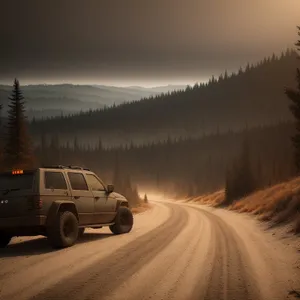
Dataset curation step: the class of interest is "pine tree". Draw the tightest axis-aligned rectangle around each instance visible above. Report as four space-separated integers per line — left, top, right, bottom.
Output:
238 137 255 195
0 104 2 125
73 136 79 151
3 79 34 170
113 152 122 190
144 194 148 203
224 137 255 203
224 165 234 204
285 26 300 171
98 137 103 152
39 131 47 166
256 157 263 188
0 104 3 169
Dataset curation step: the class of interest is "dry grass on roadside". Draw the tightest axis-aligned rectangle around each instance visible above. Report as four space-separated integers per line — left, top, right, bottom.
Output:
190 177 300 234
229 177 300 233
192 190 225 206
131 202 152 214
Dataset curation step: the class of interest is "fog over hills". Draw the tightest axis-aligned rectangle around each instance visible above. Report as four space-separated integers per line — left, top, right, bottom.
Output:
0 84 186 119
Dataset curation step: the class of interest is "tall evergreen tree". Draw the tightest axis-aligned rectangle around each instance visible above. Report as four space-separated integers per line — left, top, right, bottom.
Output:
0 104 2 124
3 79 34 170
224 136 255 203
285 26 300 171
238 137 255 194
224 165 235 204
0 104 3 169
113 152 122 190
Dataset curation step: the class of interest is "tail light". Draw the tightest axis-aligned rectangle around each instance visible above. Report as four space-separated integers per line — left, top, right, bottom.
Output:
27 196 43 210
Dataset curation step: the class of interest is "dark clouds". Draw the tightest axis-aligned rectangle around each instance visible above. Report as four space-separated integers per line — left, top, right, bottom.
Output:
0 0 299 86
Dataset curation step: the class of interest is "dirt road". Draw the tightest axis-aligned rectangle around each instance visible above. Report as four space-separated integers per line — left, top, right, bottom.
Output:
0 200 299 300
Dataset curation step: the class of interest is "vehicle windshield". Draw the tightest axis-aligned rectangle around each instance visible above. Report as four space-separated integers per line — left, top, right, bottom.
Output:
0 172 35 192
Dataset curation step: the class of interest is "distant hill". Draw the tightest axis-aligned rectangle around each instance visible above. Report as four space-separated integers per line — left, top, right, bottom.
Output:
0 84 186 119
30 49 298 146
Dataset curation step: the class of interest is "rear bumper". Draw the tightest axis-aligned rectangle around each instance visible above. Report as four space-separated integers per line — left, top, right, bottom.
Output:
0 215 47 228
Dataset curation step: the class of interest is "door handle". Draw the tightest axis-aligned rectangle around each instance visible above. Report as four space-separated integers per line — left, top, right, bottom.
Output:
74 196 80 200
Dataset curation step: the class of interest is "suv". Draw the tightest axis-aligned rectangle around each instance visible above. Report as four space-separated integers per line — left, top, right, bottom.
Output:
0 166 133 248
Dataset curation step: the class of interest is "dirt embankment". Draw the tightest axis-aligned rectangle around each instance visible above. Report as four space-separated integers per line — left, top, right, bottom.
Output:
188 177 300 234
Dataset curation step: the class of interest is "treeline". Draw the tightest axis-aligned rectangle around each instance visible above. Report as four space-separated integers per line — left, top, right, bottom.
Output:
35 121 295 198
224 27 300 204
30 49 298 146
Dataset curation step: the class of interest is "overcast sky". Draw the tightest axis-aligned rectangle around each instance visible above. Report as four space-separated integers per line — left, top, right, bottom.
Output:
0 0 300 87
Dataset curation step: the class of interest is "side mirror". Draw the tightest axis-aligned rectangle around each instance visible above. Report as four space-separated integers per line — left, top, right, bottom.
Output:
107 184 114 194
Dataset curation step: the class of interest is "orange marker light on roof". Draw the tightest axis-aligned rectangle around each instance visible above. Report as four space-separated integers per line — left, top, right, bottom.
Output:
12 170 24 175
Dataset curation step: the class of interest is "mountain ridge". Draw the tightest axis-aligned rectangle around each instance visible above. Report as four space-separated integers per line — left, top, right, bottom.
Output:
30 49 299 146
0 84 186 119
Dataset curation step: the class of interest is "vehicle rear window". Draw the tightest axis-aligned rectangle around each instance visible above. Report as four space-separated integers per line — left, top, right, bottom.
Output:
0 172 34 191
45 172 67 190
67 173 88 190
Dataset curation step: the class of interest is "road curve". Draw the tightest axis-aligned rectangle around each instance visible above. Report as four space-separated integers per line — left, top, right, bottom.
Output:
0 200 299 300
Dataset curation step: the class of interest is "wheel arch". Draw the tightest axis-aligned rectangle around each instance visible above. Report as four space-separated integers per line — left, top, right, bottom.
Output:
46 201 79 227
116 200 129 210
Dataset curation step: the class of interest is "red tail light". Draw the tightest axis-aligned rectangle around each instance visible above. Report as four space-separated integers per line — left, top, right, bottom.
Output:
36 199 43 209
27 196 43 210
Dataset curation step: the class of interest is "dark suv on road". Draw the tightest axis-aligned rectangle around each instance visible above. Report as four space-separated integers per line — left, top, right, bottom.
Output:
0 166 133 248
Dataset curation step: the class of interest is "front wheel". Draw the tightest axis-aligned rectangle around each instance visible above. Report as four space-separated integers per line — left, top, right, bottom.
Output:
0 232 12 248
110 207 133 234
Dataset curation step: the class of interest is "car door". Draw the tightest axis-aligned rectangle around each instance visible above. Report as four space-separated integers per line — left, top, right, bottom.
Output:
41 170 71 215
84 173 116 224
66 172 94 225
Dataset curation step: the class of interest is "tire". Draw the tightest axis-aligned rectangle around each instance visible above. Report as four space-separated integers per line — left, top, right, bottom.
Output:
78 228 85 238
110 207 133 235
47 211 79 248
0 232 11 248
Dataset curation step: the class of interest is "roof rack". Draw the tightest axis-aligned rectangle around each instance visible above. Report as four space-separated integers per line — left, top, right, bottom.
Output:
42 165 67 169
42 165 91 171
68 166 91 171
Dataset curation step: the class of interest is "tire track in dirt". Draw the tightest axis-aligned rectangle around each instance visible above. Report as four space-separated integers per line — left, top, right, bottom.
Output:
28 202 189 300
189 206 261 300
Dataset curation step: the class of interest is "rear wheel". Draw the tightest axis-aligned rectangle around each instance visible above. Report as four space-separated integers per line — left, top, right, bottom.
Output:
47 211 79 248
110 207 133 234
0 232 11 248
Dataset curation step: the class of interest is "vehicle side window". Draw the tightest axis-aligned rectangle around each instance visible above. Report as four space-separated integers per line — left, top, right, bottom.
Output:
86 174 106 191
68 173 88 191
45 172 67 190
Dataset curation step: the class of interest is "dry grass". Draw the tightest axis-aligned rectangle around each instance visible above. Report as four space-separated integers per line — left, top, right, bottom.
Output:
190 176 300 234
131 202 152 214
230 177 300 233
192 190 225 206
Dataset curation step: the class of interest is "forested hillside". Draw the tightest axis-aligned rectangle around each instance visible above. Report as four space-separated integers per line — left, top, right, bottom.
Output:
30 49 298 146
35 121 295 197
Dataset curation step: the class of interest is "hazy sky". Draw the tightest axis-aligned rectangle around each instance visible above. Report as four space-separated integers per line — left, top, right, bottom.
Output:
0 0 300 87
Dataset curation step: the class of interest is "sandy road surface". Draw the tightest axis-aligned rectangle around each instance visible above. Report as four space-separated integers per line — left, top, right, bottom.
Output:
0 200 299 300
